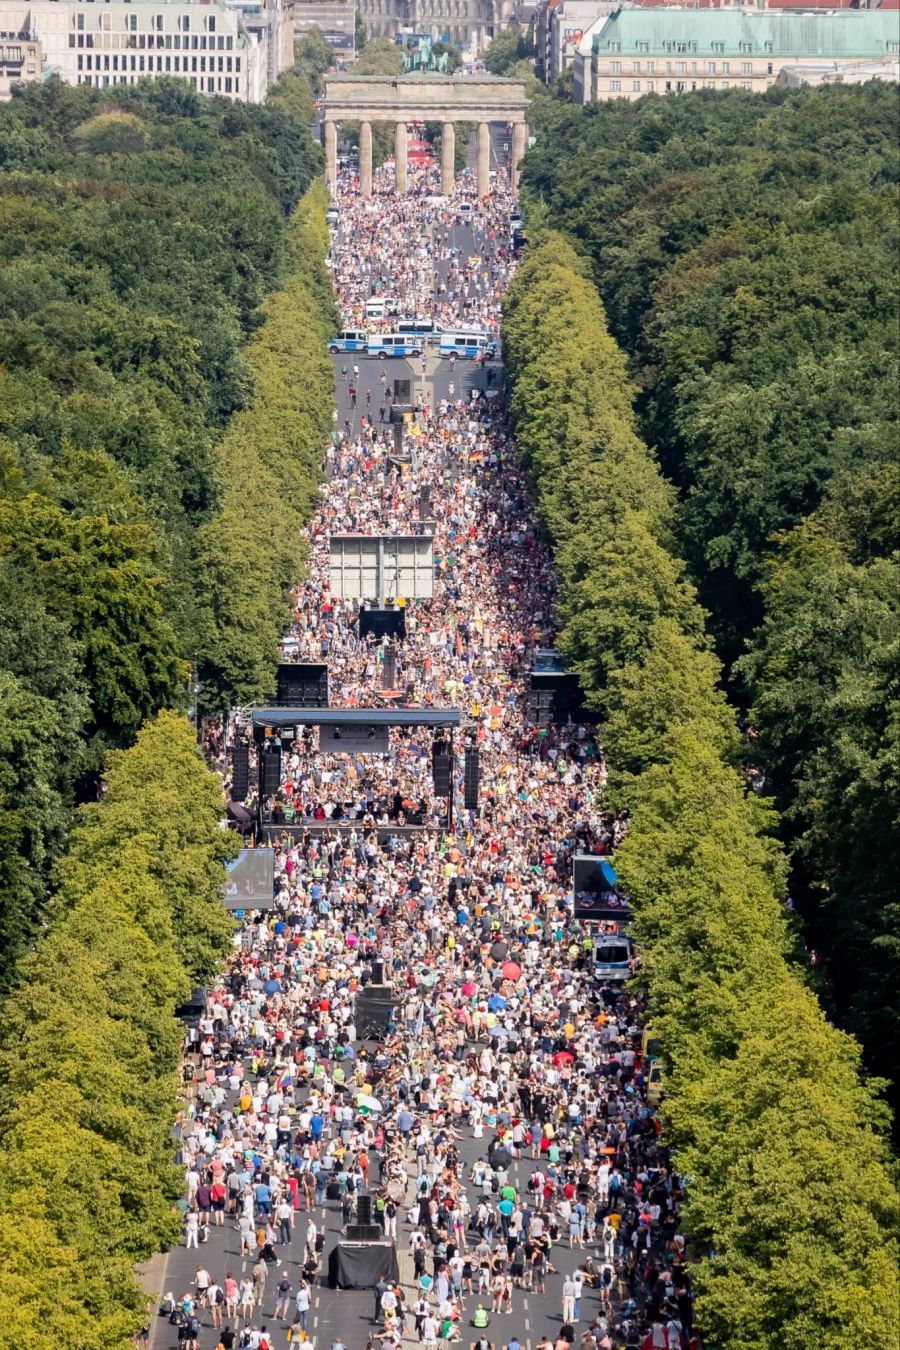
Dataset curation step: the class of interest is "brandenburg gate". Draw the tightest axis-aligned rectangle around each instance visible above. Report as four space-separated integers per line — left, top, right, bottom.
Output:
322 73 529 198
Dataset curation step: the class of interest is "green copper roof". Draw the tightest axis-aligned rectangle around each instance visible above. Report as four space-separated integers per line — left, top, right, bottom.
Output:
591 8 900 58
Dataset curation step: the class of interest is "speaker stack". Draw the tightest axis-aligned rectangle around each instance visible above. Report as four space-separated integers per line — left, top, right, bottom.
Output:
260 748 282 796
231 745 250 802
463 747 480 811
382 648 397 690
431 741 452 796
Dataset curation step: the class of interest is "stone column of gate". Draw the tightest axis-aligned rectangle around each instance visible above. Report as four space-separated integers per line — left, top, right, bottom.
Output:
441 121 455 196
511 120 528 194
359 120 373 197
394 120 408 194
476 121 490 199
323 119 337 190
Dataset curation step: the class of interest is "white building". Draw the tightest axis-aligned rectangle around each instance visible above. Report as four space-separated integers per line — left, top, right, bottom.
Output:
0 0 284 101
775 53 899 84
545 0 614 83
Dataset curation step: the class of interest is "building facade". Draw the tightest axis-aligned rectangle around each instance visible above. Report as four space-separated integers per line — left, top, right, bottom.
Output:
0 0 282 101
0 19 41 94
573 7 900 101
356 0 520 54
544 0 613 82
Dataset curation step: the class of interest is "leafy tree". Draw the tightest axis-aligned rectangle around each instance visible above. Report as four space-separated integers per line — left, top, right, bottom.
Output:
484 24 534 75
0 712 235 1344
353 35 401 76
355 8 367 53
294 30 336 95
519 83 900 1121
502 230 899 1347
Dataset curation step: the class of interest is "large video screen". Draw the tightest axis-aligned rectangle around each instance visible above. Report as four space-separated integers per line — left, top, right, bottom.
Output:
573 853 623 921
223 849 275 910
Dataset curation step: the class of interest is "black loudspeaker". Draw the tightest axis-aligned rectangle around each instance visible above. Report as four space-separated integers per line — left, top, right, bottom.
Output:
276 662 328 708
345 1224 383 1241
231 745 250 802
382 649 397 690
357 989 393 1040
463 747 480 811
260 749 282 796
371 959 385 985
431 752 452 797
357 1195 372 1226
419 487 431 519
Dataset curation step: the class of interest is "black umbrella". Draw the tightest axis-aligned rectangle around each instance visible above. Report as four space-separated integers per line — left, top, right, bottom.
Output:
489 940 508 961
490 1145 512 1168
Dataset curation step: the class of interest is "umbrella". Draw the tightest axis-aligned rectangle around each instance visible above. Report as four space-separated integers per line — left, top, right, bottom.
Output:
489 940 508 961
460 981 477 997
487 994 507 1012
263 978 281 995
500 960 521 981
552 1050 574 1067
356 1093 382 1112
490 1145 512 1168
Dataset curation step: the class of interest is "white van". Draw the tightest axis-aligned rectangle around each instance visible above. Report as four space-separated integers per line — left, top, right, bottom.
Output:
438 330 494 360
328 329 368 354
397 319 444 342
366 333 424 359
364 296 399 321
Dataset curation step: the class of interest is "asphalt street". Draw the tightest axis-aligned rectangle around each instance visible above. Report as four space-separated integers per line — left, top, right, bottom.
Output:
147 133 577 1350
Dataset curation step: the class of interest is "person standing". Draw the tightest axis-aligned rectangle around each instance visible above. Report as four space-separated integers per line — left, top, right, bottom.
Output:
276 1196 293 1246
274 1274 293 1320
295 1278 311 1334
562 1274 577 1325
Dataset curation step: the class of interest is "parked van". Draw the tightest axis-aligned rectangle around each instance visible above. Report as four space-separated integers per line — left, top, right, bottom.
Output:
438 330 494 360
366 332 424 359
646 1061 664 1106
328 329 368 354
364 296 399 321
325 205 340 227
592 932 633 982
397 319 443 341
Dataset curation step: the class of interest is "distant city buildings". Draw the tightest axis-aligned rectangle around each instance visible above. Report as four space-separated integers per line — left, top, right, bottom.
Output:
571 7 900 101
0 0 292 100
355 0 528 54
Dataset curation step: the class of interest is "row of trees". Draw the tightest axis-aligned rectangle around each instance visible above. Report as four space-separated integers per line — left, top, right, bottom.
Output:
0 77 332 982
193 181 338 710
501 234 898 1349
520 84 899 1114
0 712 236 1348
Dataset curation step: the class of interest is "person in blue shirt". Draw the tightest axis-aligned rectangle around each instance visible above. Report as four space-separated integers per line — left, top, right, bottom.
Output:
254 1180 271 1215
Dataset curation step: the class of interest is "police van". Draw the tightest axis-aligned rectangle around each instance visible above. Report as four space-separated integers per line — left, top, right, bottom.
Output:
438 330 494 360
366 333 424 359
328 329 368 354
364 296 399 322
397 319 444 343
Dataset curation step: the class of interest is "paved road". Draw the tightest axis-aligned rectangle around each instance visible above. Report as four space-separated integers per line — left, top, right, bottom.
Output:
147 164 596 1350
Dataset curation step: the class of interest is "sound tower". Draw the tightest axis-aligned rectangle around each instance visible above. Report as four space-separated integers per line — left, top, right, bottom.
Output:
431 740 452 796
231 745 250 802
260 749 282 797
382 648 397 690
357 1195 373 1227
463 747 480 811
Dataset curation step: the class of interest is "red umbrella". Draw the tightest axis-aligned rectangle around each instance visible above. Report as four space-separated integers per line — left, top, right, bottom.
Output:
552 1050 574 1067
460 981 477 997
500 960 521 981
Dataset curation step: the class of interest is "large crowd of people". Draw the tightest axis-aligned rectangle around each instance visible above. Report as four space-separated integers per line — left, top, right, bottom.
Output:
172 163 694 1350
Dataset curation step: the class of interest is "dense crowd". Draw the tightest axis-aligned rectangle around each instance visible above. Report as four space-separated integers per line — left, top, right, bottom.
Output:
173 165 694 1350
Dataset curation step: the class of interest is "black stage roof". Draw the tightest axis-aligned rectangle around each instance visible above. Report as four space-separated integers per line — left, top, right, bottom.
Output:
251 707 461 728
